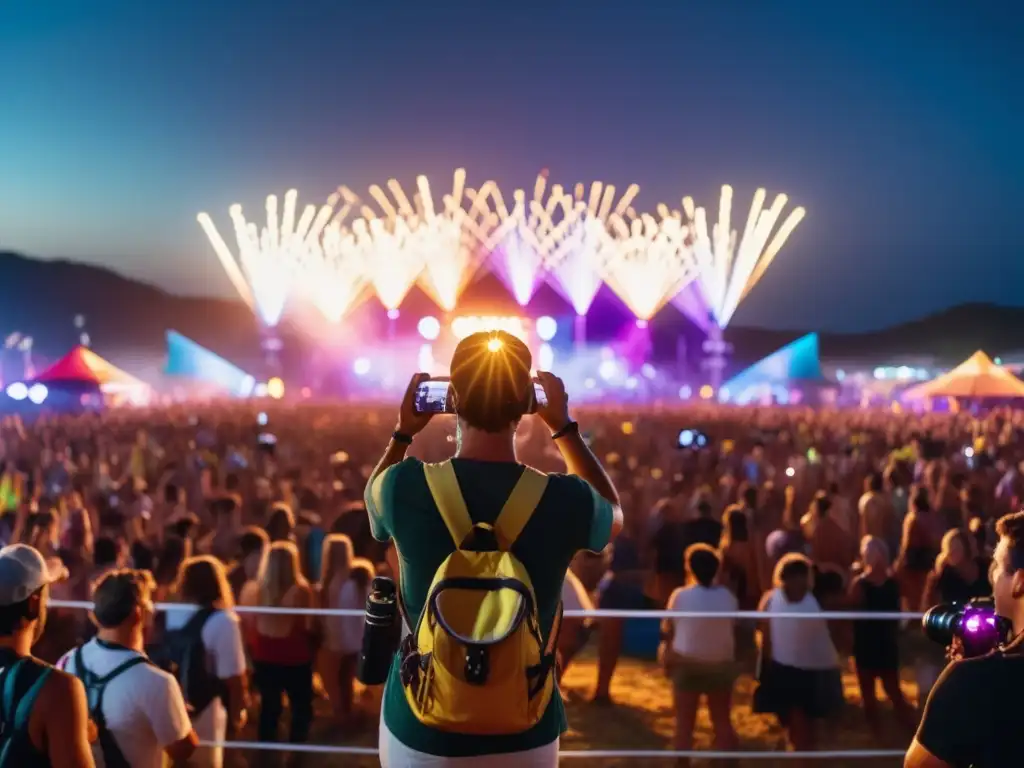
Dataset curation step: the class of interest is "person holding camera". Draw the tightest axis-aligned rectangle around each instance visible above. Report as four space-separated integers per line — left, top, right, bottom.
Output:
905 512 1024 767
365 331 622 767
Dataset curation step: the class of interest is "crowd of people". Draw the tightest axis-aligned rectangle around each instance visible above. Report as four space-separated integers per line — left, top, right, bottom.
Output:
1 390 1023 765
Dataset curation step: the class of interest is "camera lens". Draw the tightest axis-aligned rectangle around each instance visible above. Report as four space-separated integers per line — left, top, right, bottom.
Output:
922 603 963 647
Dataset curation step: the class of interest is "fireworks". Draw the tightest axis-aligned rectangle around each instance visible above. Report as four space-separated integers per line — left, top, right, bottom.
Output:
198 188 354 327
600 211 697 321
198 170 803 337
360 169 492 312
677 185 806 328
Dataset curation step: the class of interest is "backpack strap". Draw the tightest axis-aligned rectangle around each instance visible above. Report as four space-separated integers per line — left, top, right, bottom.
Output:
0 659 26 727
494 468 549 550
423 461 473 548
75 645 151 728
12 666 51 731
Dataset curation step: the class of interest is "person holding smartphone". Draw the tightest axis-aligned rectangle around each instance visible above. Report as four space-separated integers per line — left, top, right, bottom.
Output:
364 331 623 767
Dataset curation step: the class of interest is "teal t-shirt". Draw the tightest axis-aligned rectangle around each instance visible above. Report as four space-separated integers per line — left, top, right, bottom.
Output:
365 457 614 757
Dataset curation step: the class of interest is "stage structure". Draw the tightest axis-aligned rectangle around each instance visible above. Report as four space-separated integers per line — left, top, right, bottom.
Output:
164 331 256 397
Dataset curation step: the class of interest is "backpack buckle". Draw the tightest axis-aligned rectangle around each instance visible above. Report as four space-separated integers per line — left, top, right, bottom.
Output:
464 646 489 685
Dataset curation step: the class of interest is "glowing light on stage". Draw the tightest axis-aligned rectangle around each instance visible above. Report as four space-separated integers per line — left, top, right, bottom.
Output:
450 316 528 342
598 359 619 381
538 343 554 371
602 213 697 321
198 188 353 327
266 377 285 400
418 344 435 373
535 316 557 342
353 357 371 376
28 383 48 405
417 316 441 340
361 169 493 312
699 384 714 400
676 185 806 328
5 383 27 401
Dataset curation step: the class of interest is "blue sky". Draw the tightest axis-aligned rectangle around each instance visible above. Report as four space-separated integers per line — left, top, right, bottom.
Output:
1 0 1021 331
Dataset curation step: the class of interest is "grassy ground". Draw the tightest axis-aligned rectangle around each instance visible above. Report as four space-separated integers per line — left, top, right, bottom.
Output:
236 647 916 767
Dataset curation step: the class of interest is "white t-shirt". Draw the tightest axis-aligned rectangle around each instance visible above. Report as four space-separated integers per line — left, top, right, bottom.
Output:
667 585 737 663
162 607 247 766
323 578 367 654
58 640 192 768
764 588 838 670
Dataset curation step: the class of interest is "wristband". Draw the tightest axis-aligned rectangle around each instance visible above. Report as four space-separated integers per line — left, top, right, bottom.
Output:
392 430 413 445
551 420 579 441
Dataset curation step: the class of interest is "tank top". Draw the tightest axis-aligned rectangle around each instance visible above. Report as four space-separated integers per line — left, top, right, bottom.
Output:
0 649 52 767
766 588 838 670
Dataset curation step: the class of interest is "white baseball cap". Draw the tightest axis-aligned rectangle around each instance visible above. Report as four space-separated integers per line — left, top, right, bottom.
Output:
0 544 59 606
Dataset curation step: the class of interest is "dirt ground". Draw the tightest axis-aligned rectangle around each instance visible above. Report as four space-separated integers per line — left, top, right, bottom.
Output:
236 649 916 767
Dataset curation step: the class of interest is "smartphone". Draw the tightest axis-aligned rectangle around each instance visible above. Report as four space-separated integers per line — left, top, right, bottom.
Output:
677 428 709 449
413 379 548 414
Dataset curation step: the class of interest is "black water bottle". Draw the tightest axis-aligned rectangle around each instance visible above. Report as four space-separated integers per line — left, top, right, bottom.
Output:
357 576 402 685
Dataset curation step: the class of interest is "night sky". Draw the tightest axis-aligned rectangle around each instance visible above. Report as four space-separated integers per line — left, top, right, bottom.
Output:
1 1 1021 332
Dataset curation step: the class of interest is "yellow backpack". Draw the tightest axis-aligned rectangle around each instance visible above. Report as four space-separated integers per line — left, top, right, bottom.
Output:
398 460 562 735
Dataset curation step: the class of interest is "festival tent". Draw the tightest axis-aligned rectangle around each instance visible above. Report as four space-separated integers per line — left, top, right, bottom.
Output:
32 345 149 394
902 350 1024 399
722 333 824 405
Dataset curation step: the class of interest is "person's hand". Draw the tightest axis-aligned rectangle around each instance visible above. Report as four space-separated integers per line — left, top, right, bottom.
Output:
534 371 570 433
396 372 433 437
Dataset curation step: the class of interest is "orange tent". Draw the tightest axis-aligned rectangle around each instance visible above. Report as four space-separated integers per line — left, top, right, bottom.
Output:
33 346 148 393
903 350 1024 399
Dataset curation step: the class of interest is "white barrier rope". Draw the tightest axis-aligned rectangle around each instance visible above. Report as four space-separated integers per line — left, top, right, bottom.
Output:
50 598 915 761
48 600 926 620
196 740 906 759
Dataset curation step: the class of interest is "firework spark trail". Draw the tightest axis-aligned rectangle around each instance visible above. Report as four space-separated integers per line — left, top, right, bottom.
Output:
602 211 698 321
683 185 806 328
545 206 614 316
356 169 492 312
298 221 371 324
198 190 337 328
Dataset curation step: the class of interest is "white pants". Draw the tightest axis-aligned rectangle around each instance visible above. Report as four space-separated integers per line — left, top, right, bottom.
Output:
379 718 559 767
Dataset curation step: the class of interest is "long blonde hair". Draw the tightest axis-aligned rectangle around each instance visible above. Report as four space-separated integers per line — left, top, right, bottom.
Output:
935 528 967 575
319 534 354 605
256 541 307 634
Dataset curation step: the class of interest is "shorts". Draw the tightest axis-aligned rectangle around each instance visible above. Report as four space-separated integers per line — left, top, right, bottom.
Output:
753 660 844 723
671 659 738 694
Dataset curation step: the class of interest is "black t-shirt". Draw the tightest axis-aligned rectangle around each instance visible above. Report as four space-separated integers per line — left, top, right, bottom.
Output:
652 521 686 575
916 648 1024 766
680 517 723 553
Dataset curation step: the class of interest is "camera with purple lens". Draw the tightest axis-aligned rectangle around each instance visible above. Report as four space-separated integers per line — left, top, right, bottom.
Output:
922 597 1013 658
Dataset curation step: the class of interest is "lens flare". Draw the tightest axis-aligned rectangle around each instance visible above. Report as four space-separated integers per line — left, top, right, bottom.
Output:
676 185 806 328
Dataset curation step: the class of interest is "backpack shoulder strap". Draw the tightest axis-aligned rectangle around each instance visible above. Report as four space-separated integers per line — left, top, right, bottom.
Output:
183 606 216 636
0 659 25 726
422 461 473 549
494 467 549 550
12 665 51 731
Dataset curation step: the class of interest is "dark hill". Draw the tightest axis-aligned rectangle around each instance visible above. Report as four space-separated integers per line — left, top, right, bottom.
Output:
2 251 1023 369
